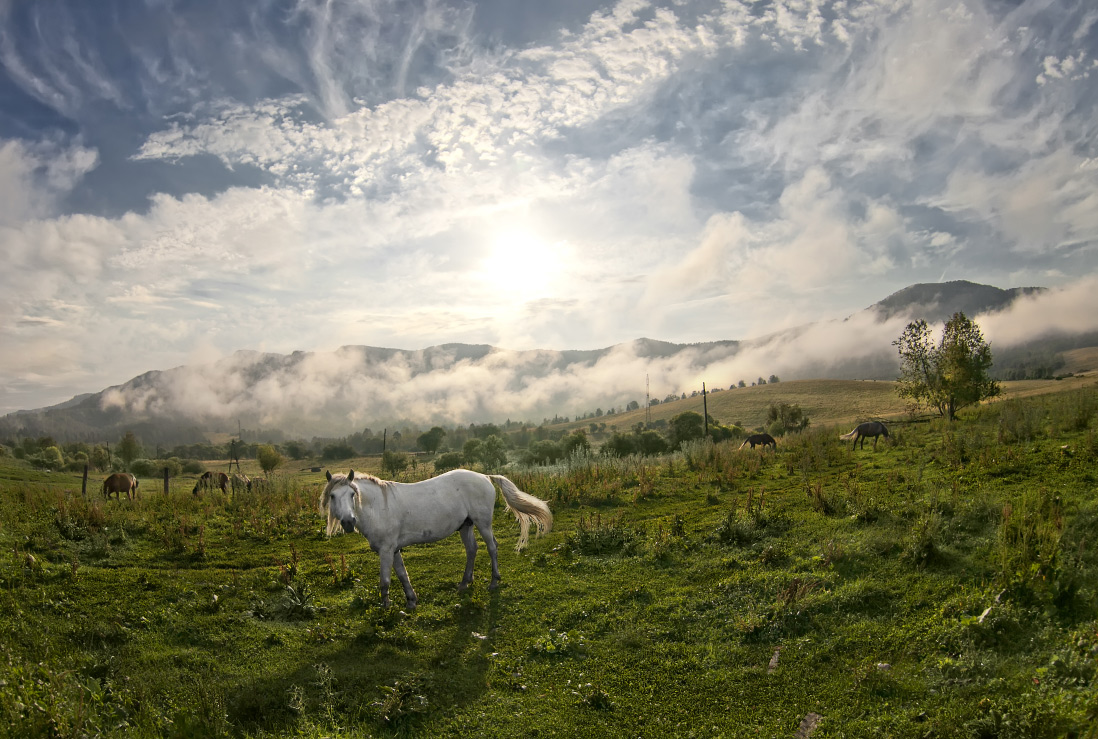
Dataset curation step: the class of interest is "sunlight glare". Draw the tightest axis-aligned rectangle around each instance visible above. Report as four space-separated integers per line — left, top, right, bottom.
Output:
482 229 563 297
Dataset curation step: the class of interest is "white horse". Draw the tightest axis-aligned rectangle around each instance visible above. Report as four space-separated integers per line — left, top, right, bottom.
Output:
320 468 553 608
840 421 890 450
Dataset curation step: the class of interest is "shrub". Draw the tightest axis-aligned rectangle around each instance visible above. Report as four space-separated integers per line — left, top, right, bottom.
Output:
256 444 283 474
434 451 464 472
321 443 356 461
129 458 156 477
181 459 205 474
381 450 410 477
567 512 644 556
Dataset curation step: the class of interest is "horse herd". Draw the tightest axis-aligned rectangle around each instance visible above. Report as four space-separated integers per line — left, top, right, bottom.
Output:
99 470 271 500
101 418 891 610
738 420 890 451
320 419 892 610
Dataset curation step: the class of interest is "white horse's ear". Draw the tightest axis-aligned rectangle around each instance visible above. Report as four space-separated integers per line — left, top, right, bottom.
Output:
348 469 355 481
325 470 332 481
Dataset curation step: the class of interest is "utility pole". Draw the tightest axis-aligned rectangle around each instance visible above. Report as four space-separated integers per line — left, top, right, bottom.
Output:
702 382 709 438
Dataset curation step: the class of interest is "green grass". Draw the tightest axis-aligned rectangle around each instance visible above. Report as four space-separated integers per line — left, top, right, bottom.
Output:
3 384 1098 737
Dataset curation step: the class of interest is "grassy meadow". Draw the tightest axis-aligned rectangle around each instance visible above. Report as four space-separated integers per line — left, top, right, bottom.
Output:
2 380 1098 737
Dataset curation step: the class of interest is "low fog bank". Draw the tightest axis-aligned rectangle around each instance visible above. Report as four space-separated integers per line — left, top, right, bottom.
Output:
8 279 1094 441
96 312 914 436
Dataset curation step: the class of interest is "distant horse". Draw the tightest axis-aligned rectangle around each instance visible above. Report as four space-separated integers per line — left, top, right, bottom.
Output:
103 472 138 501
321 468 553 608
840 421 890 450
230 473 250 495
193 470 229 495
739 433 777 450
248 477 271 493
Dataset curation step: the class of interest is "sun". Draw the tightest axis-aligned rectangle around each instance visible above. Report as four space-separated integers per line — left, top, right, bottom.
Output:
481 228 562 296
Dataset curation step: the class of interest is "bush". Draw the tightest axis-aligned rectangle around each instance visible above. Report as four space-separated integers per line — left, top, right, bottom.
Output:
381 450 410 477
257 444 283 475
321 443 356 461
601 432 636 458
524 440 563 465
129 458 156 477
434 451 464 472
182 459 205 474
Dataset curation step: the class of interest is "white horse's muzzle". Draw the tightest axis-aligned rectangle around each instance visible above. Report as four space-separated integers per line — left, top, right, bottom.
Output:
340 516 356 534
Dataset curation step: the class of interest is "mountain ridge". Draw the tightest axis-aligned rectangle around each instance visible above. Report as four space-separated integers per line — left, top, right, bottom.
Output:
0 280 1082 444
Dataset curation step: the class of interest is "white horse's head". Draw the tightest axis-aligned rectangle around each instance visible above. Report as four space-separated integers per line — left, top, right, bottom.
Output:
320 470 360 535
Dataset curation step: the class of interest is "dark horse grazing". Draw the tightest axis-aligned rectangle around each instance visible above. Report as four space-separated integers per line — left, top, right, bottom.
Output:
739 433 777 450
840 421 890 450
103 472 138 500
193 471 229 495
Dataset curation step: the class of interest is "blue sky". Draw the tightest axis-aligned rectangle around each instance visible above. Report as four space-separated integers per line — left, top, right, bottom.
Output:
3 0 1098 417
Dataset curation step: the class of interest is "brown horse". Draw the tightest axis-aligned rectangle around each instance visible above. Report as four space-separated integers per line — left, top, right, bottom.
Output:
193 470 229 495
840 421 890 450
739 433 777 450
103 472 138 501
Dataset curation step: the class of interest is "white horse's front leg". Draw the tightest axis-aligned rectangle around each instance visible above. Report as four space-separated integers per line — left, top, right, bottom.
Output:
378 548 394 608
392 550 418 609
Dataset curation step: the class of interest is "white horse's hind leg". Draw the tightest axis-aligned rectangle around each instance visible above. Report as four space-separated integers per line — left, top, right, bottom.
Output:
458 524 477 590
480 526 501 589
392 550 417 609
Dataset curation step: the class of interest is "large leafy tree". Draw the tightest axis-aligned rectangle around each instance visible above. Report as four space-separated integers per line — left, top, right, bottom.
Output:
417 426 447 454
894 312 1001 421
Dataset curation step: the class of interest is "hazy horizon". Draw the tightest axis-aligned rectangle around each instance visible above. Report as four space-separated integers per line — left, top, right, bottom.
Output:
4 0 1098 416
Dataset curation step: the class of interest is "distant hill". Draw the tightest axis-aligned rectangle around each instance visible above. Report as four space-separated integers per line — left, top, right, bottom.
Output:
869 280 1044 323
1 279 1088 444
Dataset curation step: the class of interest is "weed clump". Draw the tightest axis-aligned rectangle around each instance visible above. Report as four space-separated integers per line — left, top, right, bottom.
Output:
566 511 643 556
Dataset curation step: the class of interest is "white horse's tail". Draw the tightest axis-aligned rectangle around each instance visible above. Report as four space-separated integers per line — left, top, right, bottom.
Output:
839 429 858 441
488 474 553 551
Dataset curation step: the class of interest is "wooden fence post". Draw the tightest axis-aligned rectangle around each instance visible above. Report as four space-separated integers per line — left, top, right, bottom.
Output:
81 464 89 497
164 467 170 495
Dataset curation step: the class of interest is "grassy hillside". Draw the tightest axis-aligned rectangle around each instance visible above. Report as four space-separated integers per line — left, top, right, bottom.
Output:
2 382 1097 737
560 375 1098 435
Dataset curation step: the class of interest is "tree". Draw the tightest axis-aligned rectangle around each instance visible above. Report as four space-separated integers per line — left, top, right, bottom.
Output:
118 431 142 468
257 444 283 475
417 426 447 454
668 411 705 449
766 402 810 437
91 444 111 471
894 312 1001 421
381 450 410 477
626 400 640 412
561 430 590 458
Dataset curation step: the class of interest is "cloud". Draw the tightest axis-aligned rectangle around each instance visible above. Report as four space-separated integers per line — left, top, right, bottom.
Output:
977 277 1098 346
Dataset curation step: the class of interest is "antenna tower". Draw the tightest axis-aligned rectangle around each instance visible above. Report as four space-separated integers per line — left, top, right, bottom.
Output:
645 374 651 426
